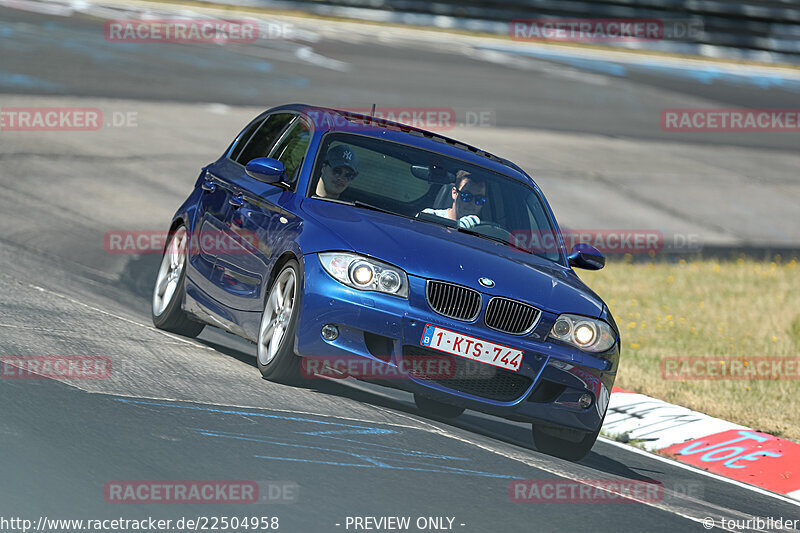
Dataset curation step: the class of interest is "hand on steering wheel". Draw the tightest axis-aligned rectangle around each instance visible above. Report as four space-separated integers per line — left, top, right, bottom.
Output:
458 215 481 229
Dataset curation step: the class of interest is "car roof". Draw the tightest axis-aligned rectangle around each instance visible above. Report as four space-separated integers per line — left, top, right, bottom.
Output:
268 103 535 186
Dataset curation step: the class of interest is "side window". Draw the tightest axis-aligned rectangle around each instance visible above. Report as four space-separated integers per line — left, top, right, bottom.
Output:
268 118 312 185
235 113 295 166
228 115 265 162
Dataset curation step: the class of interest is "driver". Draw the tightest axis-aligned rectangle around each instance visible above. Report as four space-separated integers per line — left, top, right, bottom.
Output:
420 170 486 229
315 144 359 199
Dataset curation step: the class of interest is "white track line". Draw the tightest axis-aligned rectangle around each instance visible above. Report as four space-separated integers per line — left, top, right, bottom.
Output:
24 282 217 351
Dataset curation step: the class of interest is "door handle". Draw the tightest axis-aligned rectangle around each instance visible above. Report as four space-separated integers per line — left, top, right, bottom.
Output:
201 180 216 192
229 194 245 208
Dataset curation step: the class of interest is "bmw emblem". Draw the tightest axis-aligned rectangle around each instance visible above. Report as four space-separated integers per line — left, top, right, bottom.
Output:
478 277 495 288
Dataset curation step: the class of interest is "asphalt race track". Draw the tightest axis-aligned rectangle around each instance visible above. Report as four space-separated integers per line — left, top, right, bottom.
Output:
1 2 799 531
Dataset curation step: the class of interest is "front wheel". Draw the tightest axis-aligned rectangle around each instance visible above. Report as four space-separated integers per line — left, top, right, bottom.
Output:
256 260 302 383
532 424 600 462
151 225 205 337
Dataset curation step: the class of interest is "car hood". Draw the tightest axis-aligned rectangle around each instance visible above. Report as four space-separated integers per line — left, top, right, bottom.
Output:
301 199 603 316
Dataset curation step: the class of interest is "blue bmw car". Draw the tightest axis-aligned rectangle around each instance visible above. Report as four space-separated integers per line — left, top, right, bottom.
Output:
152 104 620 461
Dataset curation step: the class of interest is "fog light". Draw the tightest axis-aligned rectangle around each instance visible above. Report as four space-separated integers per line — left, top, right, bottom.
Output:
579 393 593 409
321 324 339 341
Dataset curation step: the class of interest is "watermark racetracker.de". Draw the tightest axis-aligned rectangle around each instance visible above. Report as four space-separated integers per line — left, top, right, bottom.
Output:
509 18 702 42
661 357 800 380
510 229 702 255
509 479 664 503
661 108 800 132
0 356 200 380
509 479 706 505
301 355 496 380
104 480 298 504
104 18 295 43
1 356 112 379
104 229 260 255
304 107 495 131
0 107 138 131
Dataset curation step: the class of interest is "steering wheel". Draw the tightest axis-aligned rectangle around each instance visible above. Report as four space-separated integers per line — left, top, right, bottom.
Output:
471 222 514 242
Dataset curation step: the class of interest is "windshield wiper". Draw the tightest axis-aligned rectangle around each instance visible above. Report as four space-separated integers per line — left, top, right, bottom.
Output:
315 197 414 219
456 226 531 254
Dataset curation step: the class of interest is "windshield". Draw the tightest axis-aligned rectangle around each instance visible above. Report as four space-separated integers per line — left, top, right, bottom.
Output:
308 133 563 263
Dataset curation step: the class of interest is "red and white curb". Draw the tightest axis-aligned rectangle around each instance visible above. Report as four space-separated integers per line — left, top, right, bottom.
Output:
602 387 800 501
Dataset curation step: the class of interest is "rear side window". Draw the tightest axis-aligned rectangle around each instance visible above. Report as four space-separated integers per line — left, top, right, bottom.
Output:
268 118 312 185
234 113 295 165
229 115 265 162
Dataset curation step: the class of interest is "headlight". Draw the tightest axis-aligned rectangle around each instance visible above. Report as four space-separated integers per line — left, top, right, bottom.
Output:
351 261 375 286
549 314 616 353
319 252 409 298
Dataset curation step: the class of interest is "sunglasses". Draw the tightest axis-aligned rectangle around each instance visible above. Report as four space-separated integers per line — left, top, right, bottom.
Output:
326 162 357 180
457 188 487 205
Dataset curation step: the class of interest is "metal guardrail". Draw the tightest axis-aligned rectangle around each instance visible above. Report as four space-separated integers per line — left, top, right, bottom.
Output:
197 0 800 62
319 0 800 54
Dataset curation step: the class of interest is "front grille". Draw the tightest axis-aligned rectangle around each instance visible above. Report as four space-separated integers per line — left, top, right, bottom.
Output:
485 297 541 335
426 280 482 321
403 346 533 402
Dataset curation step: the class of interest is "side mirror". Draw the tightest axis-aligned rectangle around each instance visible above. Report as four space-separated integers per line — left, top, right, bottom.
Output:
568 243 605 270
245 157 286 184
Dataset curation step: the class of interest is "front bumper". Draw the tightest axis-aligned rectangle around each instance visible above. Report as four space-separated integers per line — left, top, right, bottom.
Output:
296 253 617 433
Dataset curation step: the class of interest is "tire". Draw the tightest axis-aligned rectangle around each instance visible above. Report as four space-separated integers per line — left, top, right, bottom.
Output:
414 393 465 419
532 424 600 462
256 259 302 383
151 225 205 337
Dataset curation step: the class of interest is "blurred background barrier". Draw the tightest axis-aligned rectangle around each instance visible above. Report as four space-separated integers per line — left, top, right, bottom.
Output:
196 0 800 63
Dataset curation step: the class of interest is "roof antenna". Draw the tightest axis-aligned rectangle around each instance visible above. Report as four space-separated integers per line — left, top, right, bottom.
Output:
369 103 376 124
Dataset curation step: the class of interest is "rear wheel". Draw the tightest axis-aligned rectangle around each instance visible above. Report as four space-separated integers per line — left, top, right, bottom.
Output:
414 393 465 419
532 424 600 462
256 260 302 383
151 225 205 337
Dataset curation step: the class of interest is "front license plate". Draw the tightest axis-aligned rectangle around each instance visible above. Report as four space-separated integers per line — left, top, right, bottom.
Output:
420 324 523 372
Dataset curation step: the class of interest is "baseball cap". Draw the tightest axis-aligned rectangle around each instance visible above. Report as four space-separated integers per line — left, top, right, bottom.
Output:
325 144 358 173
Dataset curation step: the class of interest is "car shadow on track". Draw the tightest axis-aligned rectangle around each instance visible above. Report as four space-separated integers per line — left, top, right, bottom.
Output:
118 254 161 301
176 329 663 485
252 365 661 484
194 337 259 369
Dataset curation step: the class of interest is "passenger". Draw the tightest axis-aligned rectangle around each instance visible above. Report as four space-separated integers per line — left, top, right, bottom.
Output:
315 144 359 199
